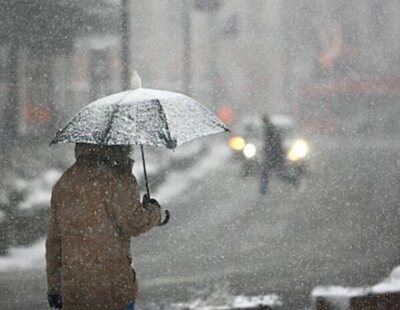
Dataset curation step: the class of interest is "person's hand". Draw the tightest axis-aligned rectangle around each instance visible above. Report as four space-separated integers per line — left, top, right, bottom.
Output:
48 294 62 309
142 194 161 209
142 194 162 221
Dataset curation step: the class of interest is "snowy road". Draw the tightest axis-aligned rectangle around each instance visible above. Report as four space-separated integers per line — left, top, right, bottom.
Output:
136 135 400 309
1 135 400 309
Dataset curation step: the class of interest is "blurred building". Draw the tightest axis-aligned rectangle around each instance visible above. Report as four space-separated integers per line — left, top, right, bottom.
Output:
129 0 289 119
289 0 400 136
3 0 400 165
315 0 400 77
129 0 400 125
0 0 121 162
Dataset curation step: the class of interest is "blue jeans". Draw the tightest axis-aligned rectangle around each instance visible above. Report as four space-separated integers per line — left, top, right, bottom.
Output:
121 302 135 310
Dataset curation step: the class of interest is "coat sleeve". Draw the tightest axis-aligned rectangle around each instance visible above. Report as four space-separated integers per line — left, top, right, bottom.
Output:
45 188 62 295
111 173 161 237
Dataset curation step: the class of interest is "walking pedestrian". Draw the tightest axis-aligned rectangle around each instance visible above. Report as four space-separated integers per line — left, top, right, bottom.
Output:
46 143 161 309
259 114 286 195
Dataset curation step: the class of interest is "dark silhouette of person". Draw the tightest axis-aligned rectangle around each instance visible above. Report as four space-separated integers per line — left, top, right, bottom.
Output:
46 143 161 310
259 114 286 195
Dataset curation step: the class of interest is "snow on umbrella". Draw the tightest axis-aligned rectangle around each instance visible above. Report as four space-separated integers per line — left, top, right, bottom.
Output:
50 88 228 148
50 88 229 225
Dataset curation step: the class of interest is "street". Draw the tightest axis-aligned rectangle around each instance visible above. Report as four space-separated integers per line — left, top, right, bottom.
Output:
136 135 400 308
1 135 400 309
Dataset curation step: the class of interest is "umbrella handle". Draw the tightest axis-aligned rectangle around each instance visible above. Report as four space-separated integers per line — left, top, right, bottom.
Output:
158 209 170 226
141 145 169 226
140 145 151 197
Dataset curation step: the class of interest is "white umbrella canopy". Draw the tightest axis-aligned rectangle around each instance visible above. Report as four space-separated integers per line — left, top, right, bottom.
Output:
50 88 229 148
50 87 229 226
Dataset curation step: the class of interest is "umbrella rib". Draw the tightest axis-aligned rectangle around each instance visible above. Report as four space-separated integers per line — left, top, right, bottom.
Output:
155 99 177 149
101 93 130 144
135 98 139 144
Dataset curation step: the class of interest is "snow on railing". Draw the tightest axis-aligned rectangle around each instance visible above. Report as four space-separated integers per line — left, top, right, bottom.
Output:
166 294 283 310
312 265 400 309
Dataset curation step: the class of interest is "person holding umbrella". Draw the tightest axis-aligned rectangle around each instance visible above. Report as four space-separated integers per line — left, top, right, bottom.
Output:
47 86 228 309
46 143 161 310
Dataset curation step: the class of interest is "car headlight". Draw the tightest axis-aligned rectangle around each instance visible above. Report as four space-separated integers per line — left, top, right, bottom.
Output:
243 143 257 158
229 136 246 151
288 139 309 161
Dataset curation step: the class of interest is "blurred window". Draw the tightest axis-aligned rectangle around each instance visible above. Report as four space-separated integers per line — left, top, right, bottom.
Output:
222 14 239 39
194 0 222 11
300 90 400 136
20 50 54 137
0 47 8 117
372 3 387 39
89 49 112 101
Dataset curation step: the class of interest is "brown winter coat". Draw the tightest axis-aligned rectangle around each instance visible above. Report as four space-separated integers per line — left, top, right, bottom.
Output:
46 144 161 310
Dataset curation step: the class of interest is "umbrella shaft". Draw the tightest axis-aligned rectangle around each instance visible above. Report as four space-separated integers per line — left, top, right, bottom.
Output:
140 145 151 198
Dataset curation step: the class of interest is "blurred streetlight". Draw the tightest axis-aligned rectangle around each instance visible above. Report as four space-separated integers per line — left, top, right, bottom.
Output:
121 0 131 91
194 0 223 107
182 0 192 96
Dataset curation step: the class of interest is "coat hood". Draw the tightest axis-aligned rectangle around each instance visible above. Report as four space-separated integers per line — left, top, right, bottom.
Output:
74 143 133 170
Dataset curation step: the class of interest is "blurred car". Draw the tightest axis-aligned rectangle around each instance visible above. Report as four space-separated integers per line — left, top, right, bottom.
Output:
228 114 310 184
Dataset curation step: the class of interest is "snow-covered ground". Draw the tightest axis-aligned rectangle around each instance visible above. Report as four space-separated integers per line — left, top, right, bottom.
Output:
153 140 230 203
311 265 400 308
16 169 61 210
0 238 46 272
169 294 283 310
372 265 400 294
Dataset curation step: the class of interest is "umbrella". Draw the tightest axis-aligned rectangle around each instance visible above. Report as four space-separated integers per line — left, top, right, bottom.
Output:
50 88 229 225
